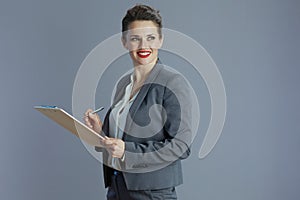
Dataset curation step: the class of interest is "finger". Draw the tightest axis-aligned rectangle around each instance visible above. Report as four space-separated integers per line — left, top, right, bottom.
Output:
103 139 115 146
84 116 90 123
84 111 95 124
103 137 116 142
100 138 106 146
86 124 93 129
111 154 119 158
83 115 90 123
108 145 119 153
104 142 120 151
88 112 100 122
84 109 93 116
84 117 92 127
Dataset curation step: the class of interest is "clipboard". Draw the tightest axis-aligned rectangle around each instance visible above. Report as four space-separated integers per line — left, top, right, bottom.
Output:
34 106 104 146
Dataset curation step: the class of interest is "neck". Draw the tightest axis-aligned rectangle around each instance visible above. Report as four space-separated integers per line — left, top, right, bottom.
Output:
133 58 158 83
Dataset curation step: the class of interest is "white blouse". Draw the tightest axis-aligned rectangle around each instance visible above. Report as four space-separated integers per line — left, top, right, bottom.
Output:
108 74 139 168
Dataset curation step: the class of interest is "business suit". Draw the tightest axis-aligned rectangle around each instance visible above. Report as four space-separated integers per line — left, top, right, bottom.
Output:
96 61 194 194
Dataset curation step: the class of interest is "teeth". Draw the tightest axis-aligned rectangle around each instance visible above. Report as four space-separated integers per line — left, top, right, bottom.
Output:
138 52 150 56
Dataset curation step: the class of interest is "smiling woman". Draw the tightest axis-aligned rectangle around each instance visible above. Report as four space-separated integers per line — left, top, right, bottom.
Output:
122 20 163 67
84 4 194 200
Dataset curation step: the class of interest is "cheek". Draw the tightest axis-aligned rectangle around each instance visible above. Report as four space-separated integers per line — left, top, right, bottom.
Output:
127 43 139 52
150 40 162 49
152 49 158 56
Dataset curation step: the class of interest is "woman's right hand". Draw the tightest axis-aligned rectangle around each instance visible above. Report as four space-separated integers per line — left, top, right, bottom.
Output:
84 109 103 134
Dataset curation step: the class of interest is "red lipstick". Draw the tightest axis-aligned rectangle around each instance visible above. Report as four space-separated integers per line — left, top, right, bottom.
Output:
137 50 151 58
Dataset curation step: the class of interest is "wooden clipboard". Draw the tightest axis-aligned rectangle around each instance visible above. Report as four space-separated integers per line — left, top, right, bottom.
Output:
34 106 104 146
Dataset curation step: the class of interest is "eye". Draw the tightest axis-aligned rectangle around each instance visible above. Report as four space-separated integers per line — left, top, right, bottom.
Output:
147 36 156 41
130 37 140 42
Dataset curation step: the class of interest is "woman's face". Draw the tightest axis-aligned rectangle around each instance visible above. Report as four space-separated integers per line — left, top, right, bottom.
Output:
122 20 163 66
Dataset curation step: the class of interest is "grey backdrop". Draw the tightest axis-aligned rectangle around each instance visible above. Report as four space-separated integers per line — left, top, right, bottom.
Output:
1 0 300 199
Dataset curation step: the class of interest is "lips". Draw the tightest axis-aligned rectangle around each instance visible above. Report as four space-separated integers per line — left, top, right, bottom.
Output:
137 50 151 58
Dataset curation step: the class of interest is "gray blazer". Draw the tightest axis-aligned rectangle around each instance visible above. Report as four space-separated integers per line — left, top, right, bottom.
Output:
96 61 194 190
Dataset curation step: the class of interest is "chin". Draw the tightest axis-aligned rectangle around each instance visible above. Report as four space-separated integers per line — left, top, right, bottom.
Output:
133 55 158 66
137 59 153 66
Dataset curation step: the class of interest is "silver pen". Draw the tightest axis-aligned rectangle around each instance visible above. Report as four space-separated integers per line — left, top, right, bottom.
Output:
91 106 104 114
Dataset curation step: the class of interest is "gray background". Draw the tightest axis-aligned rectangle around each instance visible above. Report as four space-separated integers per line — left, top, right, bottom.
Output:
1 0 299 199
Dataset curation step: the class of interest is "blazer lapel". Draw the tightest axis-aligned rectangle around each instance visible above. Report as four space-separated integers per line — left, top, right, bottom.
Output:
125 62 164 134
112 75 131 107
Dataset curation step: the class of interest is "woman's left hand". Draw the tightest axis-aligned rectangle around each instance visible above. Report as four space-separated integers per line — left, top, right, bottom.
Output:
102 137 125 158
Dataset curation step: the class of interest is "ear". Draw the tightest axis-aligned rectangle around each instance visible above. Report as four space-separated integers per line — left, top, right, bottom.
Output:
121 37 128 49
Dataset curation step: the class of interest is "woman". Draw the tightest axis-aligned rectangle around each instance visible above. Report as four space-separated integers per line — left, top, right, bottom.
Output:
84 4 193 200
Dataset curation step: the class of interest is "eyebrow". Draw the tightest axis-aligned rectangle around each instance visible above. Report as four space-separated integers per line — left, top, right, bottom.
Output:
129 34 157 37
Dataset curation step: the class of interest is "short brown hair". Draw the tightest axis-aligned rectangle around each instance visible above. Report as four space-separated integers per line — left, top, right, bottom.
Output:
122 4 162 38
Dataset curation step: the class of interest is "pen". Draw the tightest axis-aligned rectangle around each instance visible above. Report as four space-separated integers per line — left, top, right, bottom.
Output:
90 106 104 114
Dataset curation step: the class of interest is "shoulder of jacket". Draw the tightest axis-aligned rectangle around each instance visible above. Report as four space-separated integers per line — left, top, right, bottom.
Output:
156 64 186 84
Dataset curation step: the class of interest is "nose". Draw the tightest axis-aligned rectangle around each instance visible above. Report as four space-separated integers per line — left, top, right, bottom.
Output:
138 37 149 49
